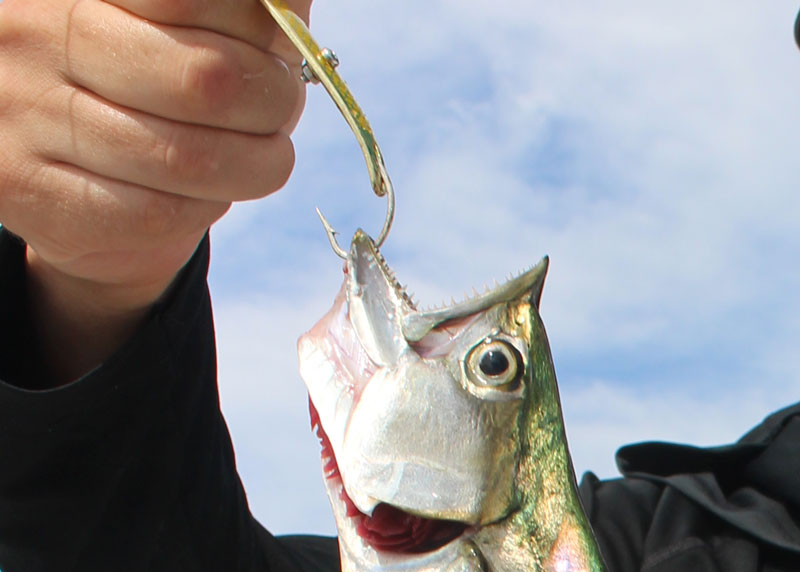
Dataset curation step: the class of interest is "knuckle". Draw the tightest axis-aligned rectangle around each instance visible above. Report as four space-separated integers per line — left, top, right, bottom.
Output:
160 128 219 184
177 46 240 115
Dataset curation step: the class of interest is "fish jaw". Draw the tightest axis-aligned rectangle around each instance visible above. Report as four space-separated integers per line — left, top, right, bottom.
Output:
344 229 414 366
298 281 378 457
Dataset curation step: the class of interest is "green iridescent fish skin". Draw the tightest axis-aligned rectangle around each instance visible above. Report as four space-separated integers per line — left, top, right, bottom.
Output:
471 293 607 571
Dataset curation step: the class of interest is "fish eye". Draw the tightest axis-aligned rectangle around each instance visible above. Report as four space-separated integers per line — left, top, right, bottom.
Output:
466 339 523 390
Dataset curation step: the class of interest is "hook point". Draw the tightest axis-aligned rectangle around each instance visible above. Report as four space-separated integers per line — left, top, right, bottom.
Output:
315 207 348 259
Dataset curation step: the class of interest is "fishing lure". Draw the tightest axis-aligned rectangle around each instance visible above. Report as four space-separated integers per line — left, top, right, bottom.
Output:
259 2 608 570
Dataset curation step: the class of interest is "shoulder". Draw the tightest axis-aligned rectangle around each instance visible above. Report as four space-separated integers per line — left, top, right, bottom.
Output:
580 402 800 572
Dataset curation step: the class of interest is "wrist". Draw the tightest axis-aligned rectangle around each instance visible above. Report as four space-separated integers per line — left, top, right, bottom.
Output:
24 245 189 387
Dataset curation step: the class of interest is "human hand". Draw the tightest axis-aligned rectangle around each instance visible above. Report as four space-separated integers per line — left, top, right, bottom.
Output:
0 0 311 382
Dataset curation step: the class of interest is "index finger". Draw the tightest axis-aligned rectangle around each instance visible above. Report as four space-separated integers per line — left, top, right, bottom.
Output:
108 0 312 60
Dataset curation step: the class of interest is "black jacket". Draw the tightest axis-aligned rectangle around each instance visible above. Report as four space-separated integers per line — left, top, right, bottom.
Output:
0 227 798 571
581 404 800 571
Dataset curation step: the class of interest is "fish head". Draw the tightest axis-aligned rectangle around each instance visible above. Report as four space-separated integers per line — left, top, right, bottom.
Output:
298 229 555 571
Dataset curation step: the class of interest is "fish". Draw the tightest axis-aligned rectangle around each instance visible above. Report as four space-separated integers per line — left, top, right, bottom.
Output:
298 230 608 571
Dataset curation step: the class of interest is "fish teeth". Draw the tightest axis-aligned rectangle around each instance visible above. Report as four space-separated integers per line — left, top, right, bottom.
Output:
369 240 537 316
372 243 417 309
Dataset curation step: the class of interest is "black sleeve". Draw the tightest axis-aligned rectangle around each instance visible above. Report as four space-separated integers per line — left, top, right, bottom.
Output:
579 471 662 572
0 228 339 572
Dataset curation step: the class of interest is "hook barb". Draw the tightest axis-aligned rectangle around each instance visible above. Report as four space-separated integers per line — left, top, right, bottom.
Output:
315 207 348 259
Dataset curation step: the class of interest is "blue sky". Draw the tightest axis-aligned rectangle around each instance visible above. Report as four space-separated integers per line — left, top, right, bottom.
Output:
208 1 800 535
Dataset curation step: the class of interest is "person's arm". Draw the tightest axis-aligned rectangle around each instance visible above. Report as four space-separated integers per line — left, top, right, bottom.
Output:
0 227 340 571
0 1 342 570
0 0 308 387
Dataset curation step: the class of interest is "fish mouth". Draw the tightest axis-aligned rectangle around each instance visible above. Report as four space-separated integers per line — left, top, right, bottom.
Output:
345 228 548 344
309 400 469 555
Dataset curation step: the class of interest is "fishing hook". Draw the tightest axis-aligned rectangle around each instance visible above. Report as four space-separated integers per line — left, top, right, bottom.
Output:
258 0 395 258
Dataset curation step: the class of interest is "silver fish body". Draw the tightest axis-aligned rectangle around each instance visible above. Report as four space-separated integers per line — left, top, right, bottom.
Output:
298 230 607 571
